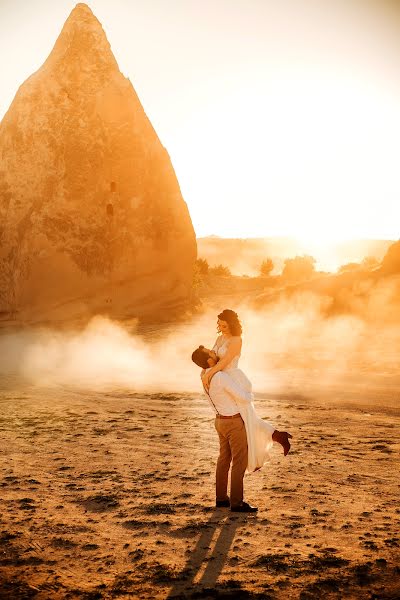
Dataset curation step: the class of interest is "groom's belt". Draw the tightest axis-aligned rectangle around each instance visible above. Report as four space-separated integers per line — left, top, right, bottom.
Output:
216 413 241 419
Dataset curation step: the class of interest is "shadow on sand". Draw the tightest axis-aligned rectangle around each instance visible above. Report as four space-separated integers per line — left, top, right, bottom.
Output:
167 508 253 598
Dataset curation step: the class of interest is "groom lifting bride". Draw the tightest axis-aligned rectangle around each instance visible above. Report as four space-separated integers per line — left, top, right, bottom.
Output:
191 309 292 513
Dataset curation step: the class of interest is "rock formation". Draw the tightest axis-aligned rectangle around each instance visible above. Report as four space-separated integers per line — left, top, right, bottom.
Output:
380 240 400 275
0 3 196 323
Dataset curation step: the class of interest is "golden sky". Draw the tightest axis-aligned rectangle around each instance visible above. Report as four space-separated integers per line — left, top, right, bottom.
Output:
1 0 400 244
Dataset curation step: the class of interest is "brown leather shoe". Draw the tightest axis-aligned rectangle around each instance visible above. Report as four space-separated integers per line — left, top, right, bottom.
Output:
231 501 258 513
216 499 230 508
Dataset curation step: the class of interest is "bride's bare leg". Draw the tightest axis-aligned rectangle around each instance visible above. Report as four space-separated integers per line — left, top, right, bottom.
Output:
272 430 293 456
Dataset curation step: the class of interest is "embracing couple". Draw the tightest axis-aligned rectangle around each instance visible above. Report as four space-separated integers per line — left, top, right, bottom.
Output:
192 309 292 513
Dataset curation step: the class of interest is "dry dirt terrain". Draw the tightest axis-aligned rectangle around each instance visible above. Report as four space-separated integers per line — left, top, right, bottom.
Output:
0 374 399 599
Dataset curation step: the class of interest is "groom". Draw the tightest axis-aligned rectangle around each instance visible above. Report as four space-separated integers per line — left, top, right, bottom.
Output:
191 345 292 513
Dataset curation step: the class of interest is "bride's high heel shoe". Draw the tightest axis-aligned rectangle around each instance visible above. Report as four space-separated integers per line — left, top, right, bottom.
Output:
272 430 293 456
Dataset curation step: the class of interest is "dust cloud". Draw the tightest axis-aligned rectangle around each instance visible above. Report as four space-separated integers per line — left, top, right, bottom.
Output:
0 314 211 393
0 286 399 405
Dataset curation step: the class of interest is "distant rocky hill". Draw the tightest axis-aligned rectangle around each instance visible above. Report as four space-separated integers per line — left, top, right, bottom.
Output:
0 3 196 324
197 236 392 276
252 240 400 322
195 238 400 322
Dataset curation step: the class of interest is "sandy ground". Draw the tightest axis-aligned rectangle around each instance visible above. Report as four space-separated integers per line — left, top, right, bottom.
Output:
0 376 399 600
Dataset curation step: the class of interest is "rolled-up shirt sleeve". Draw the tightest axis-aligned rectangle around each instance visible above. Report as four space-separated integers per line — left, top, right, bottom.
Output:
216 372 253 405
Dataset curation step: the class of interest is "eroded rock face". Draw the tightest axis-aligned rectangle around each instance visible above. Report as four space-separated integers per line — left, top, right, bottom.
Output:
0 3 196 323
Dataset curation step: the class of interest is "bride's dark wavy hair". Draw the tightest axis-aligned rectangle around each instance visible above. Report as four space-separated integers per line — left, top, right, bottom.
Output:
218 309 242 336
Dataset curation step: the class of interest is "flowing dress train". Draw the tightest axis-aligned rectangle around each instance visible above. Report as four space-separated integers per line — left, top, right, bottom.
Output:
212 336 274 472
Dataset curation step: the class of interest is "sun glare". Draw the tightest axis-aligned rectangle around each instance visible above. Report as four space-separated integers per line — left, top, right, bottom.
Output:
172 69 400 242
294 231 348 252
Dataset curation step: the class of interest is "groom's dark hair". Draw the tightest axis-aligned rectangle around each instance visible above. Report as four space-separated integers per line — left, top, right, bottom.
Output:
191 346 210 369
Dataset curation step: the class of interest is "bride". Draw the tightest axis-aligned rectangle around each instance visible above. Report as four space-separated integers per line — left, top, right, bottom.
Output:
201 309 292 472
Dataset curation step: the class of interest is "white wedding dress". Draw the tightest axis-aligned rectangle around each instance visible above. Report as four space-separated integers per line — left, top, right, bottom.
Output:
212 336 274 472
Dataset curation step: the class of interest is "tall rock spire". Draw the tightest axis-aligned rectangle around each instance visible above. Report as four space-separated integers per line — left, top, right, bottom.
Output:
0 3 196 323
42 4 120 82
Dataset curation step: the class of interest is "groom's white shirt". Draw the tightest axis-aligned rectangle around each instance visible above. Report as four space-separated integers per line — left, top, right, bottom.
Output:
202 368 275 472
204 369 253 416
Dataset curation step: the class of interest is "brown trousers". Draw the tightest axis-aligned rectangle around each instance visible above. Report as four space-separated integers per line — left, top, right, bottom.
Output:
214 416 248 507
